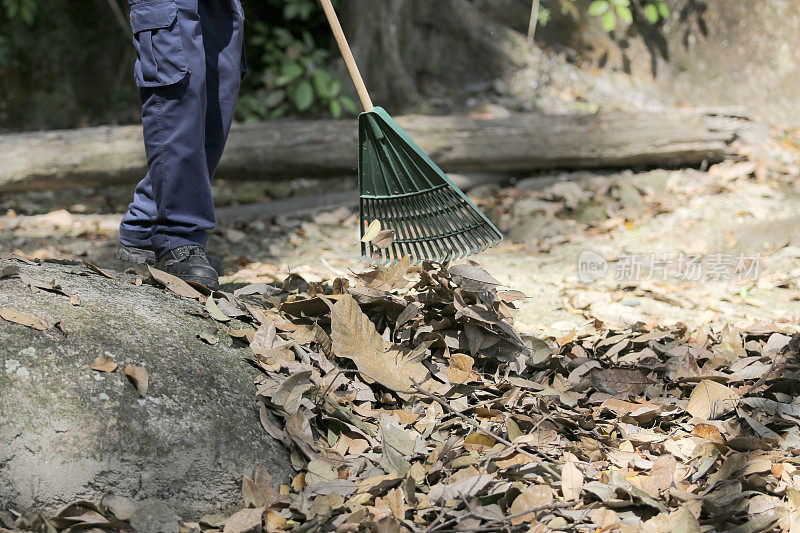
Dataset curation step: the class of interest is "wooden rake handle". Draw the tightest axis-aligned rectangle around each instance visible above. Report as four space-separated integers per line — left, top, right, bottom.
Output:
319 0 374 112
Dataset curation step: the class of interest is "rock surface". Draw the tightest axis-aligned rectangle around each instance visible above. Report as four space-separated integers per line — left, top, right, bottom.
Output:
0 259 293 518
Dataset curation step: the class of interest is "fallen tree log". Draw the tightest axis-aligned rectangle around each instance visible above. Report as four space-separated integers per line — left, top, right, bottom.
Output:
0 110 749 192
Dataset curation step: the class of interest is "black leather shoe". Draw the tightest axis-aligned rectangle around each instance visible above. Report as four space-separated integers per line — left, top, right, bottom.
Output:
116 243 224 275
154 245 220 290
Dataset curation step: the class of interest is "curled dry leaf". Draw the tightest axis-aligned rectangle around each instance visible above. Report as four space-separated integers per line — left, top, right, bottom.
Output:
361 220 382 243
91 355 118 373
124 365 149 397
371 229 396 249
147 265 203 299
83 262 117 279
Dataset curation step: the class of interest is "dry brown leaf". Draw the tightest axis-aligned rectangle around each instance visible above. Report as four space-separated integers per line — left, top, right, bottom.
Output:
206 297 231 322
124 364 149 396
0 307 48 330
463 433 495 451
645 454 676 495
372 229 396 249
692 423 725 443
509 485 554 526
223 507 264 533
384 487 405 519
449 263 501 292
148 266 204 299
561 461 584 501
672 507 701 533
686 380 738 420
83 262 117 279
331 294 431 392
427 473 494 501
91 355 118 373
242 475 265 508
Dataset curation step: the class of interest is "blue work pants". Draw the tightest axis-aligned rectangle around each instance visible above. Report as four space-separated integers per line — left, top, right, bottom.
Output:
119 0 245 256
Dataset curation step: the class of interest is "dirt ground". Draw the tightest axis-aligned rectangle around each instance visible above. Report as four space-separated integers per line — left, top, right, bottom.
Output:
2 129 799 342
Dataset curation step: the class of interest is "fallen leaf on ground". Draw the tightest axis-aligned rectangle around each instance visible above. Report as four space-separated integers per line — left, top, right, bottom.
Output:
0 306 48 330
686 380 738 420
148 265 203 299
330 294 431 392
124 365 149 397
91 355 118 373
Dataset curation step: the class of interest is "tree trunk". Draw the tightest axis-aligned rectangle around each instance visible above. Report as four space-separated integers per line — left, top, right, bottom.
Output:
342 0 528 111
0 110 749 192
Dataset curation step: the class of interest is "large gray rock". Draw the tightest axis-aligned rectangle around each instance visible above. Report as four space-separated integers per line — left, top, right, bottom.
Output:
0 259 292 518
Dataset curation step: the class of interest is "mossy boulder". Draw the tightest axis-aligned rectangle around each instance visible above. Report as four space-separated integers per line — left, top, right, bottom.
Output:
0 259 292 518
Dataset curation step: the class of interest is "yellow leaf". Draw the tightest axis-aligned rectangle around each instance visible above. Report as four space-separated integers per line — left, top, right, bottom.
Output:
361 220 382 243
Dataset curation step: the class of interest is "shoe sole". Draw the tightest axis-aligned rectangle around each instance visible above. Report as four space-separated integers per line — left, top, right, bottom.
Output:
184 277 220 291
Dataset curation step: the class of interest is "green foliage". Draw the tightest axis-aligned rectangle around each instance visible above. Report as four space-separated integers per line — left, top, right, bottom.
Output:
2 0 37 24
537 0 668 32
0 0 36 67
236 0 356 121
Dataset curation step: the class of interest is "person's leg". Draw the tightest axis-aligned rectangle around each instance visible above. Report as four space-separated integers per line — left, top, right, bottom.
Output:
144 0 212 257
119 0 205 254
118 173 157 250
120 0 244 256
201 0 245 179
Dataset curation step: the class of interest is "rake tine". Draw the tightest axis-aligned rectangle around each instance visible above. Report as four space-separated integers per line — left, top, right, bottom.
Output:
417 190 464 260
409 194 448 263
429 188 474 258
447 191 495 254
402 200 434 264
392 196 425 262
394 199 425 263
381 137 454 263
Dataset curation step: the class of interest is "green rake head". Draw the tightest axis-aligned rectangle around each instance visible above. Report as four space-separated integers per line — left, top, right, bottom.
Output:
359 107 503 265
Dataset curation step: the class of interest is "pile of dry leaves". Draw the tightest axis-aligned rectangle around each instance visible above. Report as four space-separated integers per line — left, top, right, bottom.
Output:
6 257 800 533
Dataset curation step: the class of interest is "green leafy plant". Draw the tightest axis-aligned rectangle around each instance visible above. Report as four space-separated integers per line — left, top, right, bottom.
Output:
587 0 668 31
2 0 37 24
237 0 357 121
535 0 668 32
0 0 37 68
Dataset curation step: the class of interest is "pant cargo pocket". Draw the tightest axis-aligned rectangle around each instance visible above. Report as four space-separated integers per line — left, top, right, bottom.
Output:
129 0 189 87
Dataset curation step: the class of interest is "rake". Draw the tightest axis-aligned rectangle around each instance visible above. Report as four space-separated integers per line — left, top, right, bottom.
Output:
319 0 503 265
